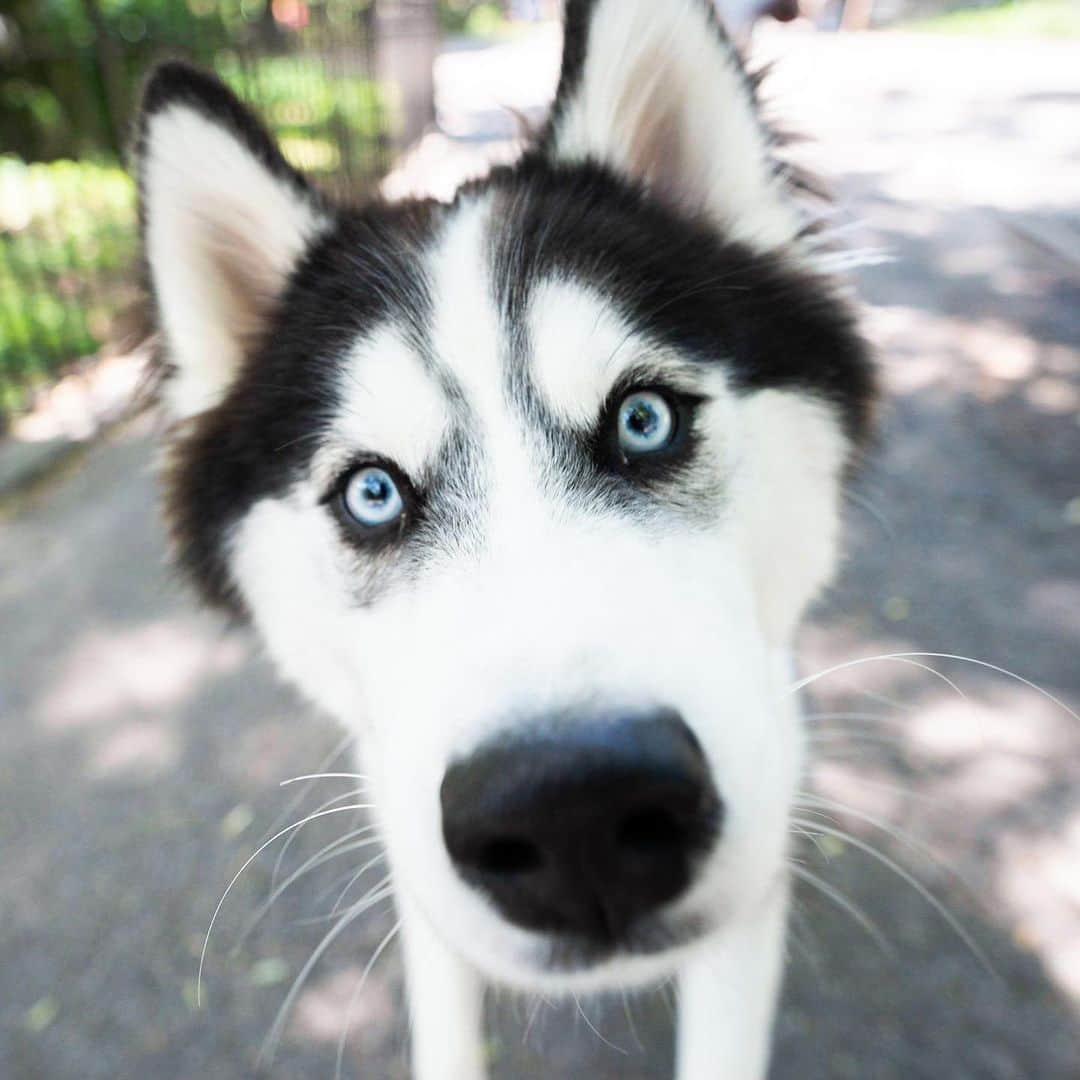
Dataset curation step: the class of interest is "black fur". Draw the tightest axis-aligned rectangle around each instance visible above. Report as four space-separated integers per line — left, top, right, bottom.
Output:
539 0 598 151
487 156 875 445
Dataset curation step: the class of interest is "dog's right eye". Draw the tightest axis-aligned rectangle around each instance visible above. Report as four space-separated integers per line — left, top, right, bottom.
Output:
618 391 676 456
340 466 405 529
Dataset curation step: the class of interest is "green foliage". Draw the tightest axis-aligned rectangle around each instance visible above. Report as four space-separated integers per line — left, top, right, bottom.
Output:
0 155 137 416
1 0 235 161
0 1 398 418
905 0 1080 37
0 48 391 418
437 1 508 37
217 56 388 184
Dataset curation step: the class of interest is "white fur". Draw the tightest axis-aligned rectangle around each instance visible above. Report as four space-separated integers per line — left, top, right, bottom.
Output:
143 106 326 419
548 0 801 253
399 891 486 1080
738 390 850 643
528 279 633 426
325 326 450 483
676 878 789 1080
527 278 725 431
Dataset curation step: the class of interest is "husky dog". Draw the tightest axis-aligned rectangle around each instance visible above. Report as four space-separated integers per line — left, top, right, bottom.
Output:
136 0 874 1075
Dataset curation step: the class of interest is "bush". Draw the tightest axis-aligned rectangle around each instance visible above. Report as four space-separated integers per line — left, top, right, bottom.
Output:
437 1 508 36
0 0 235 162
0 155 137 416
0 50 391 418
217 55 389 186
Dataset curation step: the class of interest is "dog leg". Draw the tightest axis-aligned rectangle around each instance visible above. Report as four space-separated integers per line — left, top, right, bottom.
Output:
675 883 788 1080
401 897 486 1080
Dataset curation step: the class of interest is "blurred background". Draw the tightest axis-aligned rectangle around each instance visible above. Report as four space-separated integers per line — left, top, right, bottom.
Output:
1 0 1078 1077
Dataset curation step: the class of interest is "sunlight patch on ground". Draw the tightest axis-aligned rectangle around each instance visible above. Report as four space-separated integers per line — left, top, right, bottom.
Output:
998 817 1080 997
35 617 248 733
10 351 146 444
905 692 1066 761
804 633 1080 1004
289 962 396 1048
87 718 180 780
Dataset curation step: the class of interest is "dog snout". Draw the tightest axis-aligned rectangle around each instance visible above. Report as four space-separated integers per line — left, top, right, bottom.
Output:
440 710 723 944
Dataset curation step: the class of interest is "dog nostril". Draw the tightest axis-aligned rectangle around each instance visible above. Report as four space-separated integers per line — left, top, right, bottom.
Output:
441 710 721 940
617 806 684 854
476 836 544 875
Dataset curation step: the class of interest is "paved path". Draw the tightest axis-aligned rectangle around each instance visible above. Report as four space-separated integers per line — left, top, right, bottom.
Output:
2 27 1079 1080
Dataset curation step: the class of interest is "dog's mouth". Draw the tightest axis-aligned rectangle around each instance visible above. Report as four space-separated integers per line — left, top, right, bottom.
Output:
532 909 713 974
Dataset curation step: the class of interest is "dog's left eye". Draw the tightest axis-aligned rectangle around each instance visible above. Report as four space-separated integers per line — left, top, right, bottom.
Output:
618 391 676 456
341 466 404 528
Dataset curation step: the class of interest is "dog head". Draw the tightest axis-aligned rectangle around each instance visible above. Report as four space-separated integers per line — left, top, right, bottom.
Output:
138 0 873 993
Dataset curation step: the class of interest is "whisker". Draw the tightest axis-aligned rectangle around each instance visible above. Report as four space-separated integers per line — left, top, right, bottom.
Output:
796 793 977 895
289 865 391 926
621 989 645 1054
327 854 388 919
842 487 895 538
279 773 369 787
789 863 893 955
335 917 403 1080
258 882 396 1067
786 897 823 971
523 992 552 1046
899 653 1079 724
852 687 920 714
659 974 678 1023
790 654 967 701
270 786 368 895
795 650 1080 727
809 773 943 806
790 822 821 843
237 829 381 950
291 889 392 931
573 993 627 1056
299 858 389 920
198 803 373 1005
273 430 331 454
261 732 356 856
790 818 994 976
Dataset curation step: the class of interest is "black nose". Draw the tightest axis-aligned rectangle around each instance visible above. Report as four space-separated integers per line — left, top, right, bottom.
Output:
440 710 722 944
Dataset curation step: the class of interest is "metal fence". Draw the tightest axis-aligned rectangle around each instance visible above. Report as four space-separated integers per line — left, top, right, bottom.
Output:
0 0 439 423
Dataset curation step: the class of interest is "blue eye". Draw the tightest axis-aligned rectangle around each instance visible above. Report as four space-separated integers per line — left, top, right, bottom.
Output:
618 391 675 455
342 466 404 528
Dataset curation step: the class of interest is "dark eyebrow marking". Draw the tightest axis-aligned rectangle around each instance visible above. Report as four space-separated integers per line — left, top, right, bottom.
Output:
482 156 874 447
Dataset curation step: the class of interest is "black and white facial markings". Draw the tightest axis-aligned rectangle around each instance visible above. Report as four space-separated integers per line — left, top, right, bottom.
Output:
137 0 876 1024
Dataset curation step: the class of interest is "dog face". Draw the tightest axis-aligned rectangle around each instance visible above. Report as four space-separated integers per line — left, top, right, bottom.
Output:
139 0 873 994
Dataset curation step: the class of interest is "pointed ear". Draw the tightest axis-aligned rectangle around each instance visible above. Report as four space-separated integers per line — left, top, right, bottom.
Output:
541 0 800 253
136 62 330 419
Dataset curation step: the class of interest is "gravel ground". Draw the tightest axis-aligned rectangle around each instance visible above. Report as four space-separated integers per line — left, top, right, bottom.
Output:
2 27 1078 1080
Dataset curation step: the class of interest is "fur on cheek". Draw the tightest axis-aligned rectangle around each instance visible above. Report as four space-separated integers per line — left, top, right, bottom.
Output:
227 498 368 722
734 389 849 643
